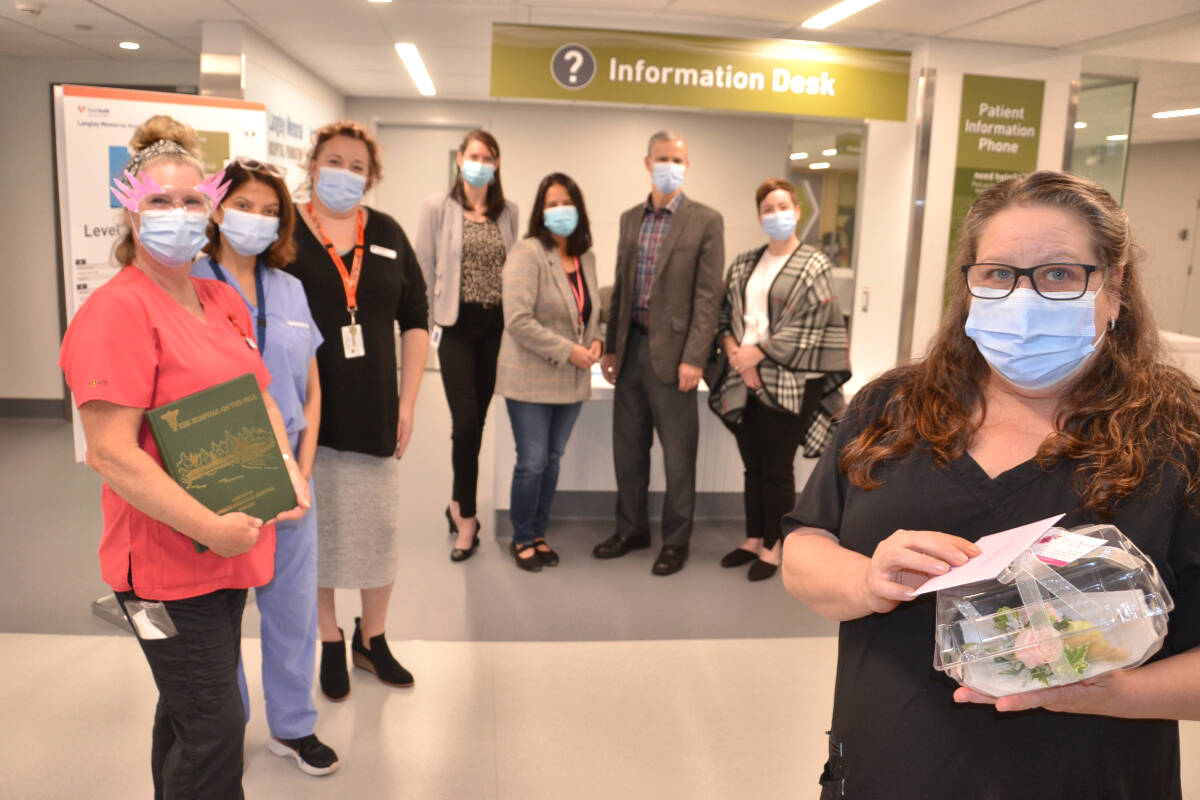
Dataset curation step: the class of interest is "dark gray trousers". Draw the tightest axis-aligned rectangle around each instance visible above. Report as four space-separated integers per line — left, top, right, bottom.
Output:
612 330 699 547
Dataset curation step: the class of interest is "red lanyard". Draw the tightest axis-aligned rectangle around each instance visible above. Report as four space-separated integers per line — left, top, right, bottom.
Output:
308 203 365 314
566 258 586 327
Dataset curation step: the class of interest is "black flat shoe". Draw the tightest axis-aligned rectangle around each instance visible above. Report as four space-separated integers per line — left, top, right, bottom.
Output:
652 545 689 576
510 541 543 572
319 629 349 701
592 532 651 559
748 559 779 582
533 538 559 567
444 506 457 535
720 547 759 568
351 617 414 687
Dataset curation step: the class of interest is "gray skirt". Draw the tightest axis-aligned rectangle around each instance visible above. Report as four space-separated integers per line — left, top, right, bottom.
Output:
314 445 403 589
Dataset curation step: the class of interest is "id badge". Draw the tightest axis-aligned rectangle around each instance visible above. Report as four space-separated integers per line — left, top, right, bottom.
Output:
342 324 366 358
431 324 443 347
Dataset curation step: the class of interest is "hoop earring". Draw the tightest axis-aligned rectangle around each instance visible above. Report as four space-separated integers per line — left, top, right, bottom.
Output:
1108 318 1116 331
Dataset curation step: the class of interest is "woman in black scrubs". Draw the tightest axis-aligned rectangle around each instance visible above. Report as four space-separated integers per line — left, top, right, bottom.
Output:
782 171 1200 799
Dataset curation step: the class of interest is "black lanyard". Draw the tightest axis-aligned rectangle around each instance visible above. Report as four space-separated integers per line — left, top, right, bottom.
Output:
208 260 267 354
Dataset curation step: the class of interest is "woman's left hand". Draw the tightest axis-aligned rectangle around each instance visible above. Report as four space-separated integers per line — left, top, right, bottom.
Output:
728 344 765 373
953 669 1130 715
395 406 415 459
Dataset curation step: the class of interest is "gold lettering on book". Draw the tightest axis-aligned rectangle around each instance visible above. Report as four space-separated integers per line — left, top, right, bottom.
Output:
175 426 281 490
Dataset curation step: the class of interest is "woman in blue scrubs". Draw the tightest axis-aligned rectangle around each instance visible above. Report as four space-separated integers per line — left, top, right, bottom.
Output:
192 158 338 776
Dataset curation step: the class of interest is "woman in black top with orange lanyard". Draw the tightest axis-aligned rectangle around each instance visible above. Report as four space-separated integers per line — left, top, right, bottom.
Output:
287 120 429 701
415 130 520 562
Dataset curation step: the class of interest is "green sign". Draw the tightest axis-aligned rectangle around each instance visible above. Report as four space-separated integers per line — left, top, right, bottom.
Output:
946 74 1044 296
491 24 910 122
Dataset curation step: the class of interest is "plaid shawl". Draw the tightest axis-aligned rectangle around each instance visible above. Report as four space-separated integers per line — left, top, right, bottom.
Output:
707 243 851 457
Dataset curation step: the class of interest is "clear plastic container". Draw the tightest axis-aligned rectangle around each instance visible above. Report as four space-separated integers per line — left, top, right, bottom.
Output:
934 524 1173 696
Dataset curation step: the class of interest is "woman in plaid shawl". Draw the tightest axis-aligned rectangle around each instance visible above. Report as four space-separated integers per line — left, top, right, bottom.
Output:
708 178 850 581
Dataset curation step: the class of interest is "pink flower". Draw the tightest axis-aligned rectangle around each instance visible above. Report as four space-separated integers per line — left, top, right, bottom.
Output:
1014 627 1064 668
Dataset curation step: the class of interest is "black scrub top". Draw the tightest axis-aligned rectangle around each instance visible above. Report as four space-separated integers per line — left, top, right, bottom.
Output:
784 380 1200 800
288 207 428 457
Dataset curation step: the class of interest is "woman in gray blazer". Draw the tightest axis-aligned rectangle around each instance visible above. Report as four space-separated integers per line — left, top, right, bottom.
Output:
414 130 519 562
496 173 603 571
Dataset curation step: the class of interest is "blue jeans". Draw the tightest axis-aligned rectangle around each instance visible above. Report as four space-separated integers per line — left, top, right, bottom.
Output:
506 399 583 546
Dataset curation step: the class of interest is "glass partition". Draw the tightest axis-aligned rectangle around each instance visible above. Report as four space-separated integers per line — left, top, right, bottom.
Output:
1068 77 1137 203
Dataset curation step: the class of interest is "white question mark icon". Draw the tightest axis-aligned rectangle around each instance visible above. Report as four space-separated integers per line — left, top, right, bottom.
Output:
563 49 584 84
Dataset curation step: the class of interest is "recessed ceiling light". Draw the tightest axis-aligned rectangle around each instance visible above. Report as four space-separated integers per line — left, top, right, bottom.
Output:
119 41 140 50
368 0 392 3
822 147 838 156
395 43 436 96
809 162 831 170
1106 134 1129 142
1152 107 1200 119
1073 121 1087 129
802 0 883 29
789 152 808 160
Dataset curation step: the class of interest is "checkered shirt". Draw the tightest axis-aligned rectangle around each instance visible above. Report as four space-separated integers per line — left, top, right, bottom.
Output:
631 192 682 327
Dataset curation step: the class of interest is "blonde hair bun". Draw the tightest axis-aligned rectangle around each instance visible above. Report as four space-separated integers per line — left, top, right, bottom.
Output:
129 115 202 159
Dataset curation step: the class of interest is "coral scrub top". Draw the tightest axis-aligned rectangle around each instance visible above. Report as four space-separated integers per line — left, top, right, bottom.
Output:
60 266 277 601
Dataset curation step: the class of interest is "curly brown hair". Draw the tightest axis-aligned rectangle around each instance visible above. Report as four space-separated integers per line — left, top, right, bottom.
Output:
840 170 1200 517
306 119 382 191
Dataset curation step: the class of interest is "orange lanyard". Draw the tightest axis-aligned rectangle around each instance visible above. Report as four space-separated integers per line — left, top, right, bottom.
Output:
566 257 586 327
308 203 365 315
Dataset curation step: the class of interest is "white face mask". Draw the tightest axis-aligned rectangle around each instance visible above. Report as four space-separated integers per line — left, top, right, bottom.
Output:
651 162 686 194
964 287 1105 390
218 207 280 257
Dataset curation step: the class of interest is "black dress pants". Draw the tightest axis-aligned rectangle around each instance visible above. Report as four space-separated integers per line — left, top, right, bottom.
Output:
438 302 503 518
115 587 248 800
732 394 806 548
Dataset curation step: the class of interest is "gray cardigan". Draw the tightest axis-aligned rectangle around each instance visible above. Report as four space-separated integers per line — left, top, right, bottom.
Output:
414 190 520 327
495 238 602 404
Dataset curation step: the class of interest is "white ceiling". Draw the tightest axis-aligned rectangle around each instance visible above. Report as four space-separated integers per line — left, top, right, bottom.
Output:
2 0 1199 143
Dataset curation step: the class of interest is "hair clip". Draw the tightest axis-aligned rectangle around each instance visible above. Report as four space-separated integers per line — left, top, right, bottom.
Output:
197 169 231 206
110 170 165 212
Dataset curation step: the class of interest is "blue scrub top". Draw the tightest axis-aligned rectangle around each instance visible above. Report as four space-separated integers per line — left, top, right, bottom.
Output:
192 257 323 437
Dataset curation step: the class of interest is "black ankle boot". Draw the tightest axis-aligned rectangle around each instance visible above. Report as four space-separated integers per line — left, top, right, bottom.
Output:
319 629 350 701
351 617 414 688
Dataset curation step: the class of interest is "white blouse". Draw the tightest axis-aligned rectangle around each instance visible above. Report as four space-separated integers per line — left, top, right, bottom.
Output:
740 248 791 346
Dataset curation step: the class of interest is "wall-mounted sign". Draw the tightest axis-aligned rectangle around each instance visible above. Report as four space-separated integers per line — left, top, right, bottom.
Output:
491 24 910 121
946 74 1045 283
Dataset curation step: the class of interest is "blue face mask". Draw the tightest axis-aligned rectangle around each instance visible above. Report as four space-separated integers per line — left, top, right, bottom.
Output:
651 162 686 195
137 209 209 267
964 287 1104 390
544 205 578 237
762 210 797 241
219 207 280 257
315 166 366 213
461 161 495 188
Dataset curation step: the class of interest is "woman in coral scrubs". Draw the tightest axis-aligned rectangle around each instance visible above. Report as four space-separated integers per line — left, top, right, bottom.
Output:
58 115 308 800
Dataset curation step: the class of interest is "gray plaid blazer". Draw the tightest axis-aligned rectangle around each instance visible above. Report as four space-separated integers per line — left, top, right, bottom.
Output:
495 238 602 404
708 243 850 457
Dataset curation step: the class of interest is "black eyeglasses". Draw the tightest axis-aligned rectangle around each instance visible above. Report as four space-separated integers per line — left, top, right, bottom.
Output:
233 156 286 177
961 262 1100 301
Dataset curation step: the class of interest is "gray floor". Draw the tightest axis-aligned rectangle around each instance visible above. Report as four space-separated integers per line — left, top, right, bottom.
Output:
0 417 836 642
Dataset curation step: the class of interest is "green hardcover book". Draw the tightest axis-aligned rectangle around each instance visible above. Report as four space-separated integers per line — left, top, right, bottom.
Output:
146 373 296 553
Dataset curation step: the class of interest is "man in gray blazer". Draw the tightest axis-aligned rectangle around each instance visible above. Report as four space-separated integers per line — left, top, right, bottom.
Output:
596 130 724 576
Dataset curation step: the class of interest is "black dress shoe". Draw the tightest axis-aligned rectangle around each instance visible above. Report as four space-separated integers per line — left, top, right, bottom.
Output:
720 547 759 568
652 545 689 576
748 559 779 582
319 629 350 701
592 532 651 559
510 541 543 572
351 617 414 687
533 538 559 567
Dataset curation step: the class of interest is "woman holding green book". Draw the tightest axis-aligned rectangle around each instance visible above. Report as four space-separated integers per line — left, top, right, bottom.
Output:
59 115 309 800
